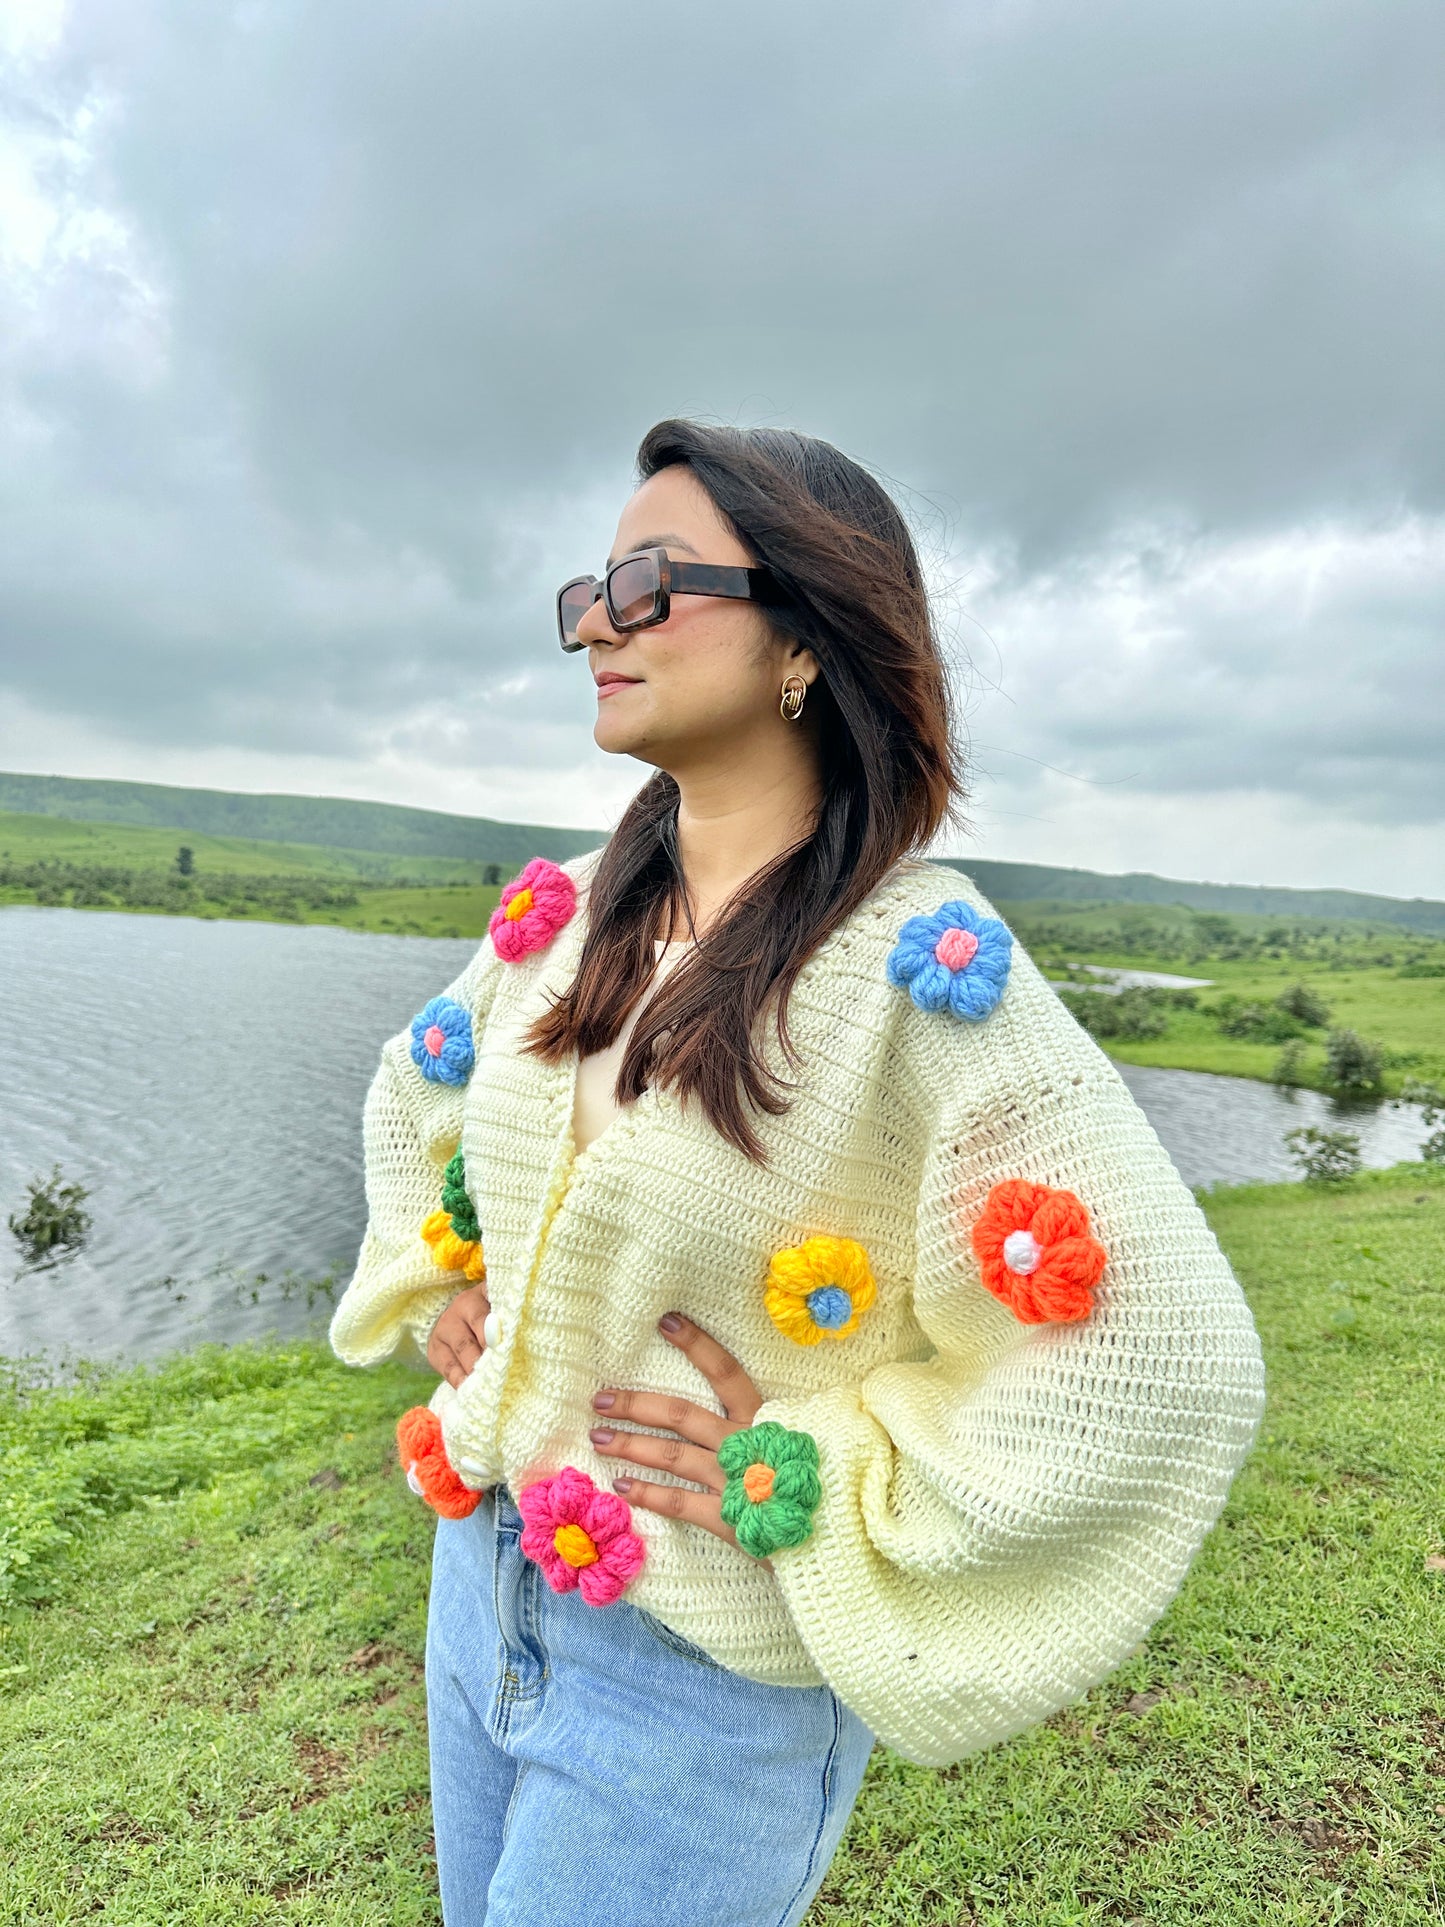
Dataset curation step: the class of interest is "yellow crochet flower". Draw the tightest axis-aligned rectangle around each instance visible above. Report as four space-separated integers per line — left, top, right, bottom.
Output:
764 1234 876 1345
420 1207 486 1282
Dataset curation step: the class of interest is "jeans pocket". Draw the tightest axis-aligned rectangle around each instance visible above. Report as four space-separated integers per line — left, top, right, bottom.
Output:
632 1605 726 1671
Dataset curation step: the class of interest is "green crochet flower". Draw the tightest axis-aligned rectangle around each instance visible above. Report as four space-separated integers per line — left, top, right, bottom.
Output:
718 1420 822 1559
440 1149 480 1244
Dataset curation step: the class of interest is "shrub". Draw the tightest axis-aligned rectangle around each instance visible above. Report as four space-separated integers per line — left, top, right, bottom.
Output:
1398 1079 1445 1164
1212 995 1303 1043
1284 1126 1362 1183
1275 982 1331 1027
1324 1028 1385 1094
1272 1039 1308 1087
8 1167 92 1265
1057 986 1168 1040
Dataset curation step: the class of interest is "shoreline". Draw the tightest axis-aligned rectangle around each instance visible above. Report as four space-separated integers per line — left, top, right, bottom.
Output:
6 891 1441 1098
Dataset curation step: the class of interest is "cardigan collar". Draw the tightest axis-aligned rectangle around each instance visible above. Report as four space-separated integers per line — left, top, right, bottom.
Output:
477 847 942 1248
535 843 940 1066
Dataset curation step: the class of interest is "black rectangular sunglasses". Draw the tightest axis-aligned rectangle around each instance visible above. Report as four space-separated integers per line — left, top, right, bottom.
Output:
557 547 781 651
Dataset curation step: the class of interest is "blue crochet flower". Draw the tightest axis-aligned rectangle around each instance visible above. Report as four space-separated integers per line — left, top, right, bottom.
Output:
885 900 1013 1022
409 996 475 1085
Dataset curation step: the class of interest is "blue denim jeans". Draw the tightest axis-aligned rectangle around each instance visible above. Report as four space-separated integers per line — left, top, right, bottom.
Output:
424 1481 876 1926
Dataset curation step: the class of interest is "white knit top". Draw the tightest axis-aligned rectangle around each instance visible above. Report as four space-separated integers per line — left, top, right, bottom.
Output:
329 847 1266 1767
572 938 692 1154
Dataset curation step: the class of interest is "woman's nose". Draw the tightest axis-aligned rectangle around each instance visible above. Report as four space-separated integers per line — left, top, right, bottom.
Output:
575 595 620 647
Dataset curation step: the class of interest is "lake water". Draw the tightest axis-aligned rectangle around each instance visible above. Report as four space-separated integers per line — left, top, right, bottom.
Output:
1 908 1432 1368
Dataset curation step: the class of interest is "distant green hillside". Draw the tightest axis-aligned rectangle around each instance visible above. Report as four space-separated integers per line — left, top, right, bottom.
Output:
940 858 1445 937
2 769 1440 934
0 771 604 868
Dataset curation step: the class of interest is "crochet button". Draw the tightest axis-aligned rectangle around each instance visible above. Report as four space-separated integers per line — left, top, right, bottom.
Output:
483 1308 504 1349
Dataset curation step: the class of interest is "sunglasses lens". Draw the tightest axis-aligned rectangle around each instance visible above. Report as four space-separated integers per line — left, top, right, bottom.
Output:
607 555 661 628
558 580 598 648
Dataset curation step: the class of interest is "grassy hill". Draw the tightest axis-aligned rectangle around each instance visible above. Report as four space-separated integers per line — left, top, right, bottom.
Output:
3 1163 1441 1922
3 770 1441 935
0 771 603 868
0 811 480 882
938 857 1445 938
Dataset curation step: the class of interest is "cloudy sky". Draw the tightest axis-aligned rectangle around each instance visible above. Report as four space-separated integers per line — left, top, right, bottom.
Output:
1 0 1441 896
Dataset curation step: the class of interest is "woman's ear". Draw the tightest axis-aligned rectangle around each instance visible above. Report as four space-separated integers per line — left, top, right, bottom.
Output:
785 643 822 688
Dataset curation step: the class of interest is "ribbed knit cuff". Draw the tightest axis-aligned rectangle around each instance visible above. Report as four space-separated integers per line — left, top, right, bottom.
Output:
399 1284 458 1364
746 1386 903 1743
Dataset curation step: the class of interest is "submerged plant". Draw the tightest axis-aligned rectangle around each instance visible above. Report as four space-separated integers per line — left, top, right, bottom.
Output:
1284 1126 1362 1185
8 1166 93 1266
1397 1080 1445 1164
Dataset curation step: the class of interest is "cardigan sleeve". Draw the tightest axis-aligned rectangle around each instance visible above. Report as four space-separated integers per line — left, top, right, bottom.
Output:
747 950 1267 1767
328 935 505 1371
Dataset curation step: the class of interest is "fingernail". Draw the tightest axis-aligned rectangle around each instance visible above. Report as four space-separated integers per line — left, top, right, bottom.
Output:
589 1427 615 1444
592 1391 615 1410
613 1477 632 1492
659 1313 683 1333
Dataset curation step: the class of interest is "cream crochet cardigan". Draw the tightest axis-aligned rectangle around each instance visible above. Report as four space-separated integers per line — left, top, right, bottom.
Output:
329 847 1266 1767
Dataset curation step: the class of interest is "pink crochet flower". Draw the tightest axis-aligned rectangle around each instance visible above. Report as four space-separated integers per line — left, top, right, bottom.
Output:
489 857 578 961
517 1465 646 1605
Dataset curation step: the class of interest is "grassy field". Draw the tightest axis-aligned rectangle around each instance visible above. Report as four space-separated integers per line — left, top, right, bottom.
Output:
2 1163 1442 1923
1015 900 1445 1097
1053 956 1445 1095
1118 975 1441 1085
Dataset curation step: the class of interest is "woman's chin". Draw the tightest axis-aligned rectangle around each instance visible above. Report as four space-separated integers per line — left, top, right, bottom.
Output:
593 713 646 756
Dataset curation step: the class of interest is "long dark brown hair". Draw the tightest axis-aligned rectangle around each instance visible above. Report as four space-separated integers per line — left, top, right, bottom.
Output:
524 418 964 1162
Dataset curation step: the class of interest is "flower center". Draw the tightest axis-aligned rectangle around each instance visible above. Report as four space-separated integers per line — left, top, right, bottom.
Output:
743 1462 776 1504
806 1284 853 1329
504 886 535 922
1003 1228 1042 1275
934 926 980 971
553 1522 600 1567
423 1023 446 1057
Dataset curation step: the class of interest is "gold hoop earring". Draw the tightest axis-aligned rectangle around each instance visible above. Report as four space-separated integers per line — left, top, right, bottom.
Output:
780 674 808 722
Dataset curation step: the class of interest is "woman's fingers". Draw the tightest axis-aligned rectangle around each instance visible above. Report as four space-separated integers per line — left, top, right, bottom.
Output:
441 1316 484 1377
588 1423 724 1493
609 1474 740 1549
591 1385 735 1452
614 1475 774 1570
657 1315 764 1424
428 1288 490 1386
430 1339 466 1389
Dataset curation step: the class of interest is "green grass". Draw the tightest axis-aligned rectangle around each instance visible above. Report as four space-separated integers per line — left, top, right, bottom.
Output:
2 1165 1443 1922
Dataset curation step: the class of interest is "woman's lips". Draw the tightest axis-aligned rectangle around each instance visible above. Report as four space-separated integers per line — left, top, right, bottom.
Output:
595 676 640 699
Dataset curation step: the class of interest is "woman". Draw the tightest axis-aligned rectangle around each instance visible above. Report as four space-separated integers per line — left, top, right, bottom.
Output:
329 419 1266 1926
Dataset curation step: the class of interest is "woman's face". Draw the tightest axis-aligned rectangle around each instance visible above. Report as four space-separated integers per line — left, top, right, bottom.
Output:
574 465 815 768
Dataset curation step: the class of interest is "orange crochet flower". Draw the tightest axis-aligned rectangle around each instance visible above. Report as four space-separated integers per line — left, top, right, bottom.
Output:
395 1406 482 1519
969 1179 1107 1324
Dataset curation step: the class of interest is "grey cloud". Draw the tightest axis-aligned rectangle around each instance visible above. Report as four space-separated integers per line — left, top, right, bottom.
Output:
0 0 1441 832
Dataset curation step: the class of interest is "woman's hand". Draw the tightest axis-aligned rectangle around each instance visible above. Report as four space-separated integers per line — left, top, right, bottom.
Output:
427 1281 492 1389
589 1313 775 1571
